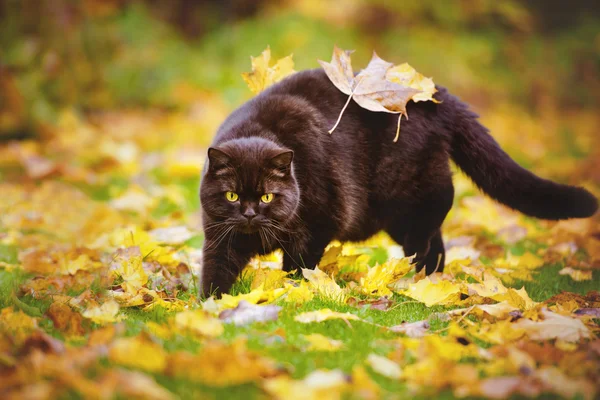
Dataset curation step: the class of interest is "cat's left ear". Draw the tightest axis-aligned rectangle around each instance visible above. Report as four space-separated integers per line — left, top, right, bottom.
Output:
269 150 294 174
207 147 232 172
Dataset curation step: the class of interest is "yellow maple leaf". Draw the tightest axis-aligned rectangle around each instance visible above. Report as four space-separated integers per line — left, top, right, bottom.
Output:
558 267 592 281
284 281 314 303
263 369 349 400
302 267 347 301
217 285 286 309
403 276 462 307
109 335 167 373
466 272 537 310
359 258 412 296
467 319 526 345
242 47 295 94
366 353 402 379
513 309 591 342
386 63 439 103
81 299 121 324
294 309 361 323
112 246 148 294
174 310 224 338
167 339 279 386
0 307 38 345
303 333 344 351
251 267 289 290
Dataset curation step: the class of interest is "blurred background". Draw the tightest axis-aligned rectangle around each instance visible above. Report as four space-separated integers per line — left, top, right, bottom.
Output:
1 0 599 213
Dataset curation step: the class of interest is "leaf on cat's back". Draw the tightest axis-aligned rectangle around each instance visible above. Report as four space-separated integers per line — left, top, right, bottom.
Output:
242 46 295 95
319 46 437 141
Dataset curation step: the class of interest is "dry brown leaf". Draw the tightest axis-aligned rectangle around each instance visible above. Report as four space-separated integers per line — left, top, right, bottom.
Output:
319 46 438 141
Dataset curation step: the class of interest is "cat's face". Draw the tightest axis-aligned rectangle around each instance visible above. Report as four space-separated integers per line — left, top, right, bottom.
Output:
200 138 300 235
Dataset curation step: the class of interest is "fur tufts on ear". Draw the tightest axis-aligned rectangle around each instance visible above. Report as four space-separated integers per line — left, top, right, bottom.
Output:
207 147 232 170
269 150 294 170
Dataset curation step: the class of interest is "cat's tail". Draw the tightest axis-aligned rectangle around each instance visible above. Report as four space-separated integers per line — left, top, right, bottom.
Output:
447 99 598 220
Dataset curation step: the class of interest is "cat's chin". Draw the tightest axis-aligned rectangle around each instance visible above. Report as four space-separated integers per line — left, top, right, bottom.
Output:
238 225 260 234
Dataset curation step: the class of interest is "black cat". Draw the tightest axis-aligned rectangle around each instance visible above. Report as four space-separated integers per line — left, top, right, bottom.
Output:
199 69 598 297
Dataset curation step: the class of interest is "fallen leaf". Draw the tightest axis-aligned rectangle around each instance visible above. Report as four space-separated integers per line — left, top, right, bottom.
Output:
46 301 86 336
358 258 411 296
402 276 462 307
559 266 593 281
81 299 121 324
303 333 344 351
302 267 346 301
242 47 295 94
149 226 194 245
219 300 281 326
574 308 600 317
263 369 349 400
102 369 176 400
111 246 148 294
167 339 280 386
513 309 590 342
109 334 167 373
294 309 362 324
175 309 224 337
366 353 402 379
389 320 430 338
347 296 393 311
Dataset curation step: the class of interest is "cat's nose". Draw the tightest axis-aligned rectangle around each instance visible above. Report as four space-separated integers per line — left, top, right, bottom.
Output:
243 208 256 221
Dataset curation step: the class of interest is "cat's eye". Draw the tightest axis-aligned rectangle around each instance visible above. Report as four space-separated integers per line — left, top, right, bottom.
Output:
261 193 274 203
225 191 239 202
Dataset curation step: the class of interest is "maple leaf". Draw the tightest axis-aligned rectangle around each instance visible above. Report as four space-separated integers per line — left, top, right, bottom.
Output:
283 281 314 303
166 339 281 386
219 300 281 326
109 334 167 373
80 299 121 325
111 246 148 294
366 354 402 379
513 308 591 342
242 46 295 94
558 266 593 281
263 369 349 400
175 309 224 337
302 267 347 301
402 276 462 307
0 307 38 345
358 258 412 296
302 333 344 351
389 320 430 338
319 46 438 141
294 309 362 324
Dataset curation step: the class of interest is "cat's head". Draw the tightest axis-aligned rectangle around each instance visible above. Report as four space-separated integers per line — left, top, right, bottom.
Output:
200 137 300 234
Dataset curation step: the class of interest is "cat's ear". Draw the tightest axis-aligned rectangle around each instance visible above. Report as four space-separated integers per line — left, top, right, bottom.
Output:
269 150 294 176
207 147 232 171
269 150 294 172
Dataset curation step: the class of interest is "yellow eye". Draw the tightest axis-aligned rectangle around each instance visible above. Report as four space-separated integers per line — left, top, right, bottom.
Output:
261 193 274 203
225 191 239 202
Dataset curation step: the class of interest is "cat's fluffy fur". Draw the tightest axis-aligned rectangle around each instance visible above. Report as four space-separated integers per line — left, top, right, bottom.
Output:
199 69 598 296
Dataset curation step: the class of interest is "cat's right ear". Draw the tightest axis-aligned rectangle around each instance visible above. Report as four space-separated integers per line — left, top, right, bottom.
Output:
207 147 232 172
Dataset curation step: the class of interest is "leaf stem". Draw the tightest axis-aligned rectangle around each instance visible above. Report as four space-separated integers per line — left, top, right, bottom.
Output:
328 92 354 134
328 77 364 134
393 113 403 142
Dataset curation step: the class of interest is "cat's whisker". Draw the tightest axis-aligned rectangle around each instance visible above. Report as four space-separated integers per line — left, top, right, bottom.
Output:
263 225 301 269
205 224 235 251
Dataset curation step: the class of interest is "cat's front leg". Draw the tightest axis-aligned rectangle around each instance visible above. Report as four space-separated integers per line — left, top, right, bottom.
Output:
201 245 252 298
282 237 329 272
